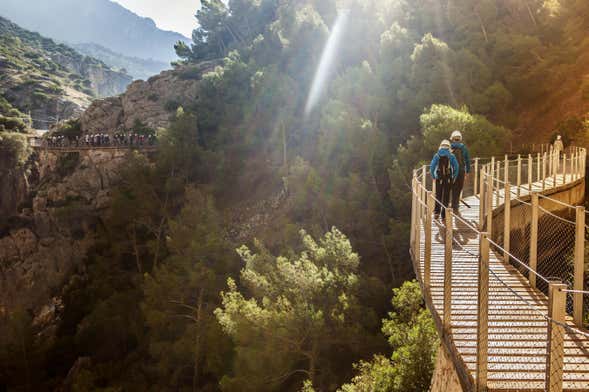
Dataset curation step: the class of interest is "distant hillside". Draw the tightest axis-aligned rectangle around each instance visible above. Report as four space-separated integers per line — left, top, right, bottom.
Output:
72 43 169 80
0 16 131 130
0 0 190 64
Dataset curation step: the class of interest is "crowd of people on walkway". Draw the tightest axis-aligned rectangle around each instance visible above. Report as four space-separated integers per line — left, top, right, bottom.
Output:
45 132 157 148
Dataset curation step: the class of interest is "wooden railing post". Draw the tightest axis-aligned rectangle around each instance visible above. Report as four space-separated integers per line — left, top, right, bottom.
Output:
504 154 509 186
411 174 418 248
477 232 490 392
546 282 567 392
486 171 493 233
549 148 553 176
537 152 541 183
530 193 539 289
474 158 479 197
491 157 496 205
574 205 586 327
562 153 567 185
496 160 501 206
422 166 427 216
528 154 533 193
517 154 522 197
416 191 422 266
503 182 511 262
443 208 453 336
553 151 557 187
543 152 547 190
479 167 486 230
424 191 434 294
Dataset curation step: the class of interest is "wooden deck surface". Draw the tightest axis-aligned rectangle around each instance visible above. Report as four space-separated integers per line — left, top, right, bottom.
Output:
417 174 589 391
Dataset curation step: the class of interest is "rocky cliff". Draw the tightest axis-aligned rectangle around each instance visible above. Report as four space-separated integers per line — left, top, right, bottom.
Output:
0 149 138 331
80 61 218 133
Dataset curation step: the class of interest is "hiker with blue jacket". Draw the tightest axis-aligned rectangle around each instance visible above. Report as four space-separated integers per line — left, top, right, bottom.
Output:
430 139 459 219
450 130 471 213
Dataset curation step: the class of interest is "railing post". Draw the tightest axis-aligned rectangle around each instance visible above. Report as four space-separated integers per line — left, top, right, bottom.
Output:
443 208 453 336
495 160 501 206
486 171 493 233
477 232 490 392
549 148 553 176
573 150 577 180
517 154 522 197
479 167 486 230
424 191 434 294
490 158 495 209
504 154 509 186
421 166 427 216
528 154 533 193
537 152 541 183
530 193 539 289
474 158 479 197
503 182 511 262
546 282 567 392
410 176 416 252
553 150 557 187
561 153 567 185
415 186 422 266
543 152 547 190
574 205 585 327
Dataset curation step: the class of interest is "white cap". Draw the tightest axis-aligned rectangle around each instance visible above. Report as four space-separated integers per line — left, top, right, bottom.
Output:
439 139 451 150
451 130 462 141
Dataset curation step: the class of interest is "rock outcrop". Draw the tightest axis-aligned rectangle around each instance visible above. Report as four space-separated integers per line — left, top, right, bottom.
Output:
80 62 218 133
0 149 134 331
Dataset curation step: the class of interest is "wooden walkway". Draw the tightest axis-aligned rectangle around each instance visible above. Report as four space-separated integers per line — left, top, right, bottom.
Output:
415 173 589 391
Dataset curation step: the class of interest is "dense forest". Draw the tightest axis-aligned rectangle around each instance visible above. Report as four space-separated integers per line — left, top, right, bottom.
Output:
2 0 589 391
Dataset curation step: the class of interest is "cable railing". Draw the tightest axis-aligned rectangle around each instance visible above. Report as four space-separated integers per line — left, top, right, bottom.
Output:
410 145 589 391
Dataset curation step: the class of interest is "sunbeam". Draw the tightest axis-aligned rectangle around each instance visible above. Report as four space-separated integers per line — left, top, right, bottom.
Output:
304 9 350 117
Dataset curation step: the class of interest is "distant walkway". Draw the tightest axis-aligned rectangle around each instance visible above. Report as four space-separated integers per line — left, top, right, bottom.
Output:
32 145 158 153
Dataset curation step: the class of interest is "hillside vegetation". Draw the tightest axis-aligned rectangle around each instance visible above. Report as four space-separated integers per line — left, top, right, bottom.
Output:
0 16 131 129
2 1 589 392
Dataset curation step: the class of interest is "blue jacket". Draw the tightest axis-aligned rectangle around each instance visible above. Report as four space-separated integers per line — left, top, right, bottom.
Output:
451 142 471 173
430 149 459 181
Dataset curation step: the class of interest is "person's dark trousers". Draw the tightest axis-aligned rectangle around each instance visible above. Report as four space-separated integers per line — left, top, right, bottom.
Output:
452 170 466 210
435 178 452 219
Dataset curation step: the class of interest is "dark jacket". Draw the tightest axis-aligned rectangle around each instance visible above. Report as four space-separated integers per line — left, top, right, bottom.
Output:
451 142 471 173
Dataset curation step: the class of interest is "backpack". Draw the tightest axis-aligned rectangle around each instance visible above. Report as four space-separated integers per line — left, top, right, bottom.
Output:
437 154 451 181
452 145 465 171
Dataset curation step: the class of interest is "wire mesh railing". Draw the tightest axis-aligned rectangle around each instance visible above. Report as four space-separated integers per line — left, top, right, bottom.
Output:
410 145 588 391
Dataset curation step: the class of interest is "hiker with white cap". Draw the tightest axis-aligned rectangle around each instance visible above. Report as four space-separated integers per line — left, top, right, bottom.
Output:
450 130 471 213
430 139 459 219
554 135 564 155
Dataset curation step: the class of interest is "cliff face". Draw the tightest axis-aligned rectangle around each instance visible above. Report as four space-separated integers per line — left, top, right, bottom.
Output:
0 149 133 331
50 51 132 98
80 62 217 133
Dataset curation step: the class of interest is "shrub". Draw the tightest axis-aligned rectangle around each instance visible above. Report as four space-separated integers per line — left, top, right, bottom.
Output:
0 132 32 168
0 115 27 132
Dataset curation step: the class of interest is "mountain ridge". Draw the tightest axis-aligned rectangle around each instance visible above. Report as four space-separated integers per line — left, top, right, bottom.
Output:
0 15 131 129
0 0 190 65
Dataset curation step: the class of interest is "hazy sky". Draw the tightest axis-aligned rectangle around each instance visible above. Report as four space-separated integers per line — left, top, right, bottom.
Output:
113 0 200 37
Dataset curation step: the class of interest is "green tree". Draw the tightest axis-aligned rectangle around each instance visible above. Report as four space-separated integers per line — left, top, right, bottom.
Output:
420 104 510 158
215 228 372 391
142 187 236 391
